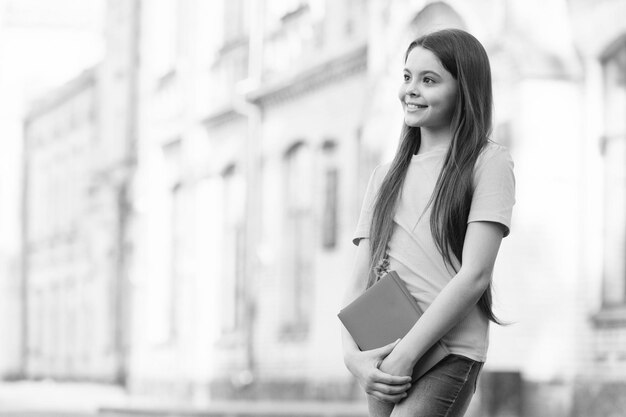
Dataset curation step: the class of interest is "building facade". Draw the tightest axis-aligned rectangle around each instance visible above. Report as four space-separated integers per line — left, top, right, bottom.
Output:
22 67 113 380
0 0 105 381
20 0 139 383
17 0 626 416
123 0 370 403
568 0 626 414
125 0 626 415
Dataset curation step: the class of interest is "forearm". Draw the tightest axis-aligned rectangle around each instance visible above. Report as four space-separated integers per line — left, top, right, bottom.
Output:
389 222 504 368
341 326 360 364
393 270 490 367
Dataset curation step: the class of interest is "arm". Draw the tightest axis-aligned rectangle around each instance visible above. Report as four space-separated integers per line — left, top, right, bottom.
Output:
379 221 504 376
341 238 412 403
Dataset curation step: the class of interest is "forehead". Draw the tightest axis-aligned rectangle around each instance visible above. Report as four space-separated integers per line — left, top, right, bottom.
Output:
405 46 449 76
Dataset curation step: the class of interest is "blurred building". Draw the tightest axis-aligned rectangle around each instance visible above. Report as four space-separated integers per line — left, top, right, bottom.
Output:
125 0 370 403
19 0 137 383
22 67 109 379
568 0 626 414
16 0 626 416
0 0 104 380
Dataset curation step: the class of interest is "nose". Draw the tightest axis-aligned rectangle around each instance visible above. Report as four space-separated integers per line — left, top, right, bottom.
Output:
406 82 420 97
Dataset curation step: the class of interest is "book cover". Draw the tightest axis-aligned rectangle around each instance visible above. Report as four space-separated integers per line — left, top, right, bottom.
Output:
338 271 449 381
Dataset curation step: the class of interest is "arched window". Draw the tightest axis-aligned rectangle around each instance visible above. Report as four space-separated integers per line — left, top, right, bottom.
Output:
162 139 182 342
282 142 314 336
169 182 183 340
223 0 248 43
321 140 339 250
600 37 626 307
153 0 182 75
221 163 245 333
410 2 466 37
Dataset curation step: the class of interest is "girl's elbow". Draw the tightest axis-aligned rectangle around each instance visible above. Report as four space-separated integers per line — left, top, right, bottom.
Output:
476 271 492 291
462 267 492 291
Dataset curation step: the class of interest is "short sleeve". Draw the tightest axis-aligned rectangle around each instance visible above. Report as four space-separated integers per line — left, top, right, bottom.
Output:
352 165 383 246
467 144 516 237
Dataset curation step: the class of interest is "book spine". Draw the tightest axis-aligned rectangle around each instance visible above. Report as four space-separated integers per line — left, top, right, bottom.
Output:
389 272 423 315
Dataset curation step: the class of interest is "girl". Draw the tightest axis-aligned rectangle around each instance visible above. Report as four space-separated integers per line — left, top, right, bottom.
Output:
341 29 515 417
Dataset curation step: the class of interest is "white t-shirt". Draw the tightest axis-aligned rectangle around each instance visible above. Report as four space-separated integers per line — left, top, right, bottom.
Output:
352 141 516 362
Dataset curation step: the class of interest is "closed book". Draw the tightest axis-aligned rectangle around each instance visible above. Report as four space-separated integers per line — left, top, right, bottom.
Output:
338 270 449 381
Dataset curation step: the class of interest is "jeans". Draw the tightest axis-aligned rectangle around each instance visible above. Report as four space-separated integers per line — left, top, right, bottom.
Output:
367 354 483 417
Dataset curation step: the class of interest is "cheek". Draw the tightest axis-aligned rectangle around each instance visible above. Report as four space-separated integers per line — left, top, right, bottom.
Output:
398 85 405 102
442 90 458 113
398 83 408 102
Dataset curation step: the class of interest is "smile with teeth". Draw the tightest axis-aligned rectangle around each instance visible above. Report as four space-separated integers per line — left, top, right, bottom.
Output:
406 103 427 110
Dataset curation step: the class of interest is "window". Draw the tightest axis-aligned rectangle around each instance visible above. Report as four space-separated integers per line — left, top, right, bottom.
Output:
321 141 339 249
223 0 248 43
51 283 60 367
169 183 184 340
161 139 182 342
601 38 626 307
153 0 183 75
221 164 245 333
344 0 366 38
32 289 44 358
409 2 466 38
282 143 314 337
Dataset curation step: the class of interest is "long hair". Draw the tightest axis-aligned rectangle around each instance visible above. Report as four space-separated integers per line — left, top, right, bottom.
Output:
367 28 502 324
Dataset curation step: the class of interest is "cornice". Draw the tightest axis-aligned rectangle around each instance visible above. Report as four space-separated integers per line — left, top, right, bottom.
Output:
25 66 97 122
249 44 368 107
203 105 245 129
592 306 626 329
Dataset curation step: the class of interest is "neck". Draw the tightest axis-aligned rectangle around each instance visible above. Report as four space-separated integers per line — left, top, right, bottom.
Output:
417 125 452 154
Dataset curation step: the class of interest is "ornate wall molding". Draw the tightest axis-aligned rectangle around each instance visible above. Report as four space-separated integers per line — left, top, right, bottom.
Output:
203 106 245 128
249 44 368 107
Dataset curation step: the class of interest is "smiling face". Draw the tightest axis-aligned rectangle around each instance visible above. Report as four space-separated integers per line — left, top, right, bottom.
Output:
398 46 458 131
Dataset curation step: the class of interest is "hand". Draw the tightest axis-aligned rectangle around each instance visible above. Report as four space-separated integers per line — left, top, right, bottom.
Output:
344 339 412 403
378 345 415 379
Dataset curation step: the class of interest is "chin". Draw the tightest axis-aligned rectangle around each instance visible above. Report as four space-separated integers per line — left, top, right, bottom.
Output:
404 118 423 128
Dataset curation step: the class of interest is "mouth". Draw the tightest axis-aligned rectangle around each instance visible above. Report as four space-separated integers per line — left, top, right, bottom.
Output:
406 103 428 111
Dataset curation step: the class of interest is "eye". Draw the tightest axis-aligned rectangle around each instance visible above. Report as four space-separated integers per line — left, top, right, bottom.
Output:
403 73 410 81
422 77 435 84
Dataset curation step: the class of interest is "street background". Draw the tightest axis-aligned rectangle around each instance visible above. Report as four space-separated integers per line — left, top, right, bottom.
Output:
0 0 625 416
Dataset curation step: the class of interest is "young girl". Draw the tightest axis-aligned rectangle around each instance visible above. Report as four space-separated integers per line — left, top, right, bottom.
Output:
341 29 515 417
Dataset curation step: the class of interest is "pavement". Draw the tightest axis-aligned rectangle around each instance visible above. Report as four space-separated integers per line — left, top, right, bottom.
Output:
0 381 369 417
0 380 128 415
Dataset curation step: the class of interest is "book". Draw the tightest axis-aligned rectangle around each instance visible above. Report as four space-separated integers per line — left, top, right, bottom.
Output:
338 270 449 381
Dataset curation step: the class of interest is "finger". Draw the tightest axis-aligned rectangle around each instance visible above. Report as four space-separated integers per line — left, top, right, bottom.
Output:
370 382 412 395
372 368 413 385
369 391 407 404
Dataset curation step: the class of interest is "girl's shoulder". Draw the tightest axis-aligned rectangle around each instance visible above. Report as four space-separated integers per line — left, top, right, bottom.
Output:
472 140 515 184
477 140 513 166
370 161 393 185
